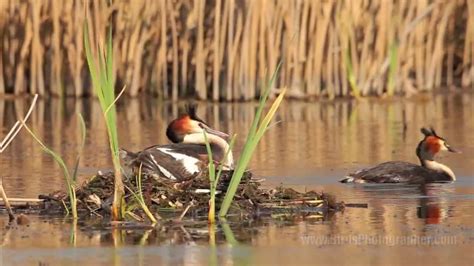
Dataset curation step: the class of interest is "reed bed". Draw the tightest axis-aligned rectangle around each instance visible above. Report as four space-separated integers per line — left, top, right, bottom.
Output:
0 0 472 100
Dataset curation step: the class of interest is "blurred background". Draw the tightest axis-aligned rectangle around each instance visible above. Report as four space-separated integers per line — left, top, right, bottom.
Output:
0 0 472 100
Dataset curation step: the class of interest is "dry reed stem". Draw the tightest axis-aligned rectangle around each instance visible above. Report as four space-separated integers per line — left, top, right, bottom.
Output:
0 94 38 222
0 0 471 99
0 94 38 152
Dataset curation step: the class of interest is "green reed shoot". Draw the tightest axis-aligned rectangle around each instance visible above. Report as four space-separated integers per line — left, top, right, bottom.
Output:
387 42 399 97
218 63 286 217
22 113 86 219
344 47 361 98
73 112 87 182
203 132 237 223
84 20 125 220
220 218 238 245
209 222 217 266
125 164 158 223
70 219 78 246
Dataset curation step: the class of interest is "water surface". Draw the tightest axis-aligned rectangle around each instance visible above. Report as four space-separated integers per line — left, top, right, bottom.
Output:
1 92 473 265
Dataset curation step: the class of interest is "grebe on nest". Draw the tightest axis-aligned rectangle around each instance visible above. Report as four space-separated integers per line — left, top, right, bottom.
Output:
340 127 460 184
120 106 233 181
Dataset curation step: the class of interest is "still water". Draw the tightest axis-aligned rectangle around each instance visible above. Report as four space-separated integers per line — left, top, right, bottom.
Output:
1 92 473 265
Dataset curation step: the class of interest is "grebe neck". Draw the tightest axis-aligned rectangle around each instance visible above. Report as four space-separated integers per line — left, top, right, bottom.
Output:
183 133 234 169
420 159 456 181
416 141 455 180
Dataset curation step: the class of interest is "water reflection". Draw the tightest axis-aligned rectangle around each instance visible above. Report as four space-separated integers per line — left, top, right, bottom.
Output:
416 184 453 225
0 93 473 264
1 198 472 265
342 183 460 227
1 93 473 197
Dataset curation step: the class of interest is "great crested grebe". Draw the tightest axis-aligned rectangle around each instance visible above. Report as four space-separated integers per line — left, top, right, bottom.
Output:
120 106 233 181
340 127 459 184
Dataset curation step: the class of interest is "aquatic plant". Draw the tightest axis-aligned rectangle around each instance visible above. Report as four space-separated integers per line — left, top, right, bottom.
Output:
218 64 287 217
203 60 286 218
70 219 77 246
203 132 236 223
220 219 238 245
125 164 159 223
0 1 470 98
84 19 124 220
209 223 217 266
22 113 86 219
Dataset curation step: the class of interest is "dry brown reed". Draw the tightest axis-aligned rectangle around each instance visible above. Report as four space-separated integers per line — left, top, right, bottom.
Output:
0 0 472 100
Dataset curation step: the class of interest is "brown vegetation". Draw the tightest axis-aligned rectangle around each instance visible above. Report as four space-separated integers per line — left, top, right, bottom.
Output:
0 0 472 100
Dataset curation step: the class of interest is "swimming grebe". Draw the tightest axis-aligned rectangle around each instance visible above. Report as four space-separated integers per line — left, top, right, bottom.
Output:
120 106 233 181
340 127 459 184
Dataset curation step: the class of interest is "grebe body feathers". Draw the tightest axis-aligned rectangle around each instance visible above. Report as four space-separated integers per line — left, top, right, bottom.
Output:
121 106 233 181
341 128 459 184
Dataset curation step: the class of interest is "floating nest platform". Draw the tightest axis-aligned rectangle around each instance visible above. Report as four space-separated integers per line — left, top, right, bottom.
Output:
5 171 346 222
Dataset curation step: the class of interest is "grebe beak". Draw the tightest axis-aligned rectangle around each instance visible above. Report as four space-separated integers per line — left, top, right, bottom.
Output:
446 145 461 153
199 123 229 140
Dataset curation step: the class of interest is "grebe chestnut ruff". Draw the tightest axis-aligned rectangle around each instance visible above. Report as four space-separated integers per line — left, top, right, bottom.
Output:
120 106 233 181
340 127 460 184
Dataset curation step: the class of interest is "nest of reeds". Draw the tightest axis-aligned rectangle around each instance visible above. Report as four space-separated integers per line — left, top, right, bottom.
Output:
37 171 345 221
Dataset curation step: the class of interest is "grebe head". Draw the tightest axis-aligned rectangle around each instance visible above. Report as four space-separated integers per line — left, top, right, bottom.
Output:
166 105 229 143
416 127 459 161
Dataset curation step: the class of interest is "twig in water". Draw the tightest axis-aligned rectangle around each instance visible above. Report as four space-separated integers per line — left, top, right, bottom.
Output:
179 226 194 242
177 203 193 222
84 203 104 218
0 197 44 203
0 178 15 222
61 200 70 216
138 229 153 245
126 211 144 222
